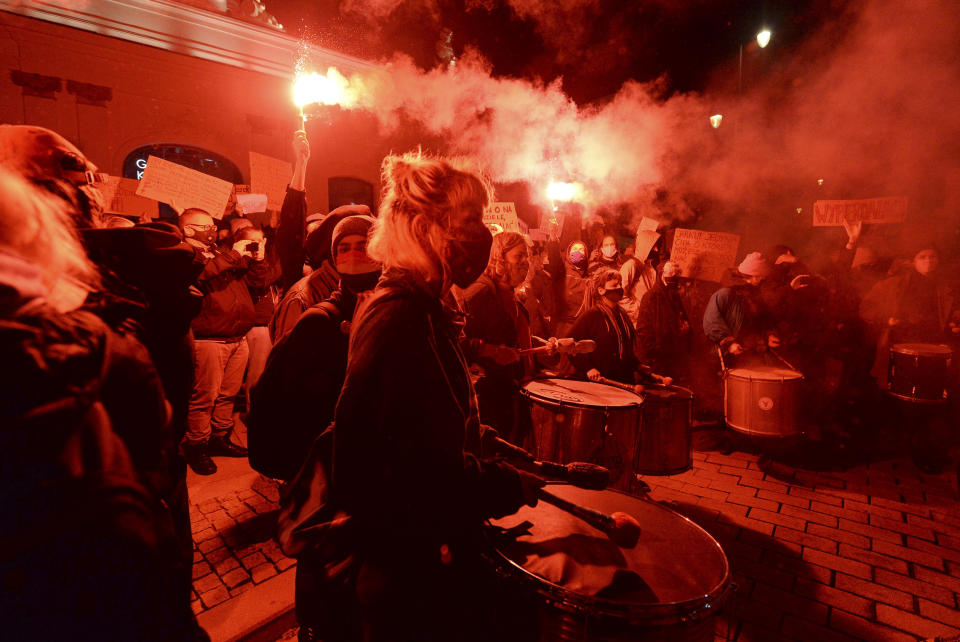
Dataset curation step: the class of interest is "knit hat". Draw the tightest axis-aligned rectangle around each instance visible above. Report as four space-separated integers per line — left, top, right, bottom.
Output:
737 252 771 277
331 214 376 261
304 204 373 267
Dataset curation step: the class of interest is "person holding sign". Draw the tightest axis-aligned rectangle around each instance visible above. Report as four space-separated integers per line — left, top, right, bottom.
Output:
180 208 274 475
703 252 782 366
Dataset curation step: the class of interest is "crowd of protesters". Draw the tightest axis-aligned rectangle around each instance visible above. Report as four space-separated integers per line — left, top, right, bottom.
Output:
1 123 958 641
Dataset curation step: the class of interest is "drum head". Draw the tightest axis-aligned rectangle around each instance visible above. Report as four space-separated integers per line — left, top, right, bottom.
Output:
521 378 643 409
891 343 953 356
490 486 728 608
727 366 802 382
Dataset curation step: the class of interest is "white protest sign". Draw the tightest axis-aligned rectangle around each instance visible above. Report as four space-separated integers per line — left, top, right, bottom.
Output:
100 176 158 220
812 197 907 226
484 202 520 233
249 152 292 211
634 230 661 261
237 193 268 215
135 156 233 218
670 228 741 283
638 216 659 232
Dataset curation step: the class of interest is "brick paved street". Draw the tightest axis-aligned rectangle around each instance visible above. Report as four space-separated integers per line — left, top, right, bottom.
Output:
640 443 960 641
191 440 960 641
188 475 292 618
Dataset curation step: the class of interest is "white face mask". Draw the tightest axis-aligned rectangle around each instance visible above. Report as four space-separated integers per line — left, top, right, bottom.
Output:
601 245 617 259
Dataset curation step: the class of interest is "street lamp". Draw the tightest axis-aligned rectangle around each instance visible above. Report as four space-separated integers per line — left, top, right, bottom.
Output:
739 29 772 93
710 114 723 129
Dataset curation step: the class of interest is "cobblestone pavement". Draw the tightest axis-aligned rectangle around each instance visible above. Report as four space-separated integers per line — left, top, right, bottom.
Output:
642 443 960 641
193 445 960 641
188 476 293 616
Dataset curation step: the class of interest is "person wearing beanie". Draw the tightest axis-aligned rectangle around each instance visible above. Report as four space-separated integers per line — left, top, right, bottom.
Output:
270 204 374 342
247 213 380 642
703 251 781 363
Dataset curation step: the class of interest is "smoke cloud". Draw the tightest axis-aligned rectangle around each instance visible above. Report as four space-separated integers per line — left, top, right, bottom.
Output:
310 0 960 257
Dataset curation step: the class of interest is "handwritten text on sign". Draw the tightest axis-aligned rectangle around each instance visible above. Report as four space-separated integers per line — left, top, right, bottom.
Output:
100 176 158 220
135 156 233 218
484 202 520 233
812 197 907 226
670 228 740 283
249 152 293 211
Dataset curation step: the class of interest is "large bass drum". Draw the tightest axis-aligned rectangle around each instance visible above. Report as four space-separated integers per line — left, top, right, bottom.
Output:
723 366 803 437
635 385 694 476
521 378 643 491
487 486 731 641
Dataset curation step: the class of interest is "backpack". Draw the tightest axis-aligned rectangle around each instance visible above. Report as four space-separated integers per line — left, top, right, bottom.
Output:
248 300 341 480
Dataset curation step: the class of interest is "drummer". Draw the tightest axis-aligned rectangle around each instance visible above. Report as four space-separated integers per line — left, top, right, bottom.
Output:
860 242 959 472
703 252 782 368
459 231 538 444
569 268 672 391
321 153 544 640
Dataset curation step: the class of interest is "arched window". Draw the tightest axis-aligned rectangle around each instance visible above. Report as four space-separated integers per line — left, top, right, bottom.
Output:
328 176 374 212
123 144 243 184
123 144 243 220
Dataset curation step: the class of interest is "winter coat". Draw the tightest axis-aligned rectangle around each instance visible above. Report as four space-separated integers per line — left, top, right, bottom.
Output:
636 279 692 375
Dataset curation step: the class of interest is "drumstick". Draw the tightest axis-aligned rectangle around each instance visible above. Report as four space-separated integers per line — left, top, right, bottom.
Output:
536 488 642 548
769 349 799 372
595 375 641 395
517 339 596 357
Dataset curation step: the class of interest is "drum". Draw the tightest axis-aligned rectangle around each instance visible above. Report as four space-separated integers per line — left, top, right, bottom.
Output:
635 385 694 476
488 486 731 641
723 366 803 437
521 378 643 491
887 343 952 403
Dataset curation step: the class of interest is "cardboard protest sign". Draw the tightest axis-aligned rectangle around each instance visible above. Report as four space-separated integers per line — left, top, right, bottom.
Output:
100 176 158 220
638 216 659 232
249 152 292 211
812 197 907 227
135 156 233 218
670 228 740 283
634 230 661 261
236 193 268 215
484 202 520 233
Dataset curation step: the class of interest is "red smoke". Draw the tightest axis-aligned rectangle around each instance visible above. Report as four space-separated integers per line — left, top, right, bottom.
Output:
311 0 960 258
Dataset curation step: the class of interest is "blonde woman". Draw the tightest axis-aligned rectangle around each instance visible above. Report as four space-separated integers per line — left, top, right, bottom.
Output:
292 153 542 642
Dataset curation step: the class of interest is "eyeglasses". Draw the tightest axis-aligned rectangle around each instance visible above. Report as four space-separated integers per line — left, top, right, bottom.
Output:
186 223 217 232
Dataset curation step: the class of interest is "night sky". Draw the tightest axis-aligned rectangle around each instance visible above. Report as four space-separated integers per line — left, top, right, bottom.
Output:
267 0 844 104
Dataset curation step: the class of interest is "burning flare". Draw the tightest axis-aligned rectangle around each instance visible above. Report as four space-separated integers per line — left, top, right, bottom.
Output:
547 181 578 202
293 68 356 109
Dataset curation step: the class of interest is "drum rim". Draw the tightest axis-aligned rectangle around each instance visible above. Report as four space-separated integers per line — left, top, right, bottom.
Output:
488 490 731 620
889 342 953 356
521 377 643 409
724 367 804 382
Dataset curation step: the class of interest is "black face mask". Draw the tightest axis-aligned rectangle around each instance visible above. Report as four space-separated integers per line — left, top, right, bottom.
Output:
663 277 679 288
341 270 381 293
603 287 624 303
446 233 493 288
